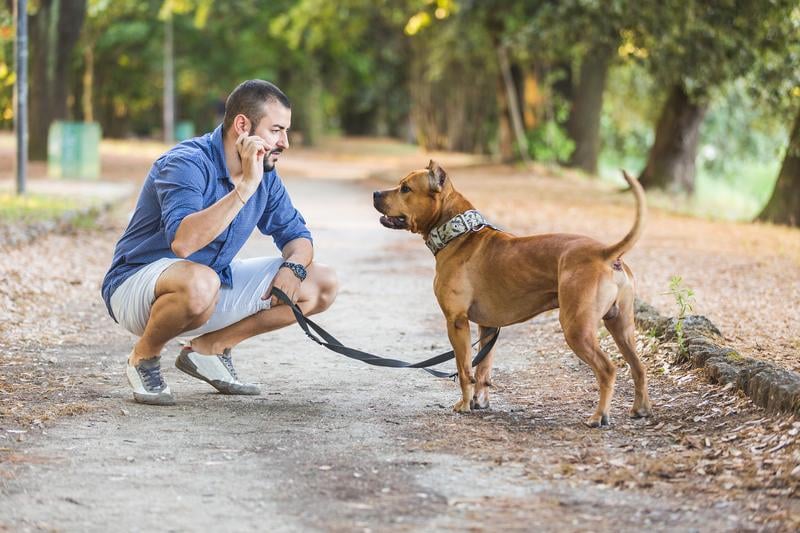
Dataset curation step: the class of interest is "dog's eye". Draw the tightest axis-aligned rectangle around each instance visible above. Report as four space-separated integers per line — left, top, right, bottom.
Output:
400 184 411 193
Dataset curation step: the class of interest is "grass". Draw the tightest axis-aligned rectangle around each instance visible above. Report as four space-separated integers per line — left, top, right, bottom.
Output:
598 156 780 222
0 193 82 223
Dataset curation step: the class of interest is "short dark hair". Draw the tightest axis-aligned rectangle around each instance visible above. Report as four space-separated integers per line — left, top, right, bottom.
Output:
222 80 291 134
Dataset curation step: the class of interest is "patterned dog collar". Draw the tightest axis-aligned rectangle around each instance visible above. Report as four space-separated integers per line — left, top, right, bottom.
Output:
425 210 495 255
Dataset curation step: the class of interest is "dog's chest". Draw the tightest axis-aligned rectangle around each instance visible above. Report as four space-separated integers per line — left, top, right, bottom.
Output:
467 300 492 324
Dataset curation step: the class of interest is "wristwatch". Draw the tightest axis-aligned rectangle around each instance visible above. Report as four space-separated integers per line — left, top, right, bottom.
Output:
280 261 307 281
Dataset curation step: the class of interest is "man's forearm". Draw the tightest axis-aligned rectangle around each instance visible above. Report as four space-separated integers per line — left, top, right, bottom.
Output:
171 186 249 258
281 237 314 267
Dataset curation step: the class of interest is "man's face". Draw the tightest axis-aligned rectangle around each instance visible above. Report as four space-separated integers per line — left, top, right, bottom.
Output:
249 101 291 171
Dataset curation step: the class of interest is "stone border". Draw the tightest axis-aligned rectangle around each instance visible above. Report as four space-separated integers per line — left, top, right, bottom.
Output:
635 300 800 415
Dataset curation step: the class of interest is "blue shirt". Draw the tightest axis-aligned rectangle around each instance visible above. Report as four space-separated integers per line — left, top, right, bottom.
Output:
101 125 312 321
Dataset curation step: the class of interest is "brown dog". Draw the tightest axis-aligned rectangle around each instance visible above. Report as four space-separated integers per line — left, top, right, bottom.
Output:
373 161 652 427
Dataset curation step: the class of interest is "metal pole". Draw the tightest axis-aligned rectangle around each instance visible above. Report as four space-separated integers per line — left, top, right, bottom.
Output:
15 0 28 195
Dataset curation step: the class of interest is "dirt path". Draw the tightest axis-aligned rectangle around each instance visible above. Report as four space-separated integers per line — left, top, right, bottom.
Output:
1 177 798 531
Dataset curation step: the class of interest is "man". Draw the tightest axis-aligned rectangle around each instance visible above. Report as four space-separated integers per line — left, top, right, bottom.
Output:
101 80 338 405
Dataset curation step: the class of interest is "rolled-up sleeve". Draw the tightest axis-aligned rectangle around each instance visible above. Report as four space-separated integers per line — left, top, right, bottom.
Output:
154 156 206 246
257 172 313 250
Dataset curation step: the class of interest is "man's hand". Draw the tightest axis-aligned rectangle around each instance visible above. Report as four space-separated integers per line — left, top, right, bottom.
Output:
264 267 302 306
235 133 268 197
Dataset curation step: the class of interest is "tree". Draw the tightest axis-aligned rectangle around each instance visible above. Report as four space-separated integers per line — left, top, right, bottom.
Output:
565 42 615 174
519 0 638 174
637 0 797 193
758 108 800 226
638 83 707 193
27 0 86 160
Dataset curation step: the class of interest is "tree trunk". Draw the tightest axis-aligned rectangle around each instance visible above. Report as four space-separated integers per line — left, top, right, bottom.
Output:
639 84 708 193
496 44 530 164
81 45 94 123
28 0 86 161
758 108 800 226
495 75 514 161
566 43 613 174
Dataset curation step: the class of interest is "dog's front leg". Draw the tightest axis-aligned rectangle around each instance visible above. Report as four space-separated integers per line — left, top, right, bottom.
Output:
471 325 496 410
446 315 475 413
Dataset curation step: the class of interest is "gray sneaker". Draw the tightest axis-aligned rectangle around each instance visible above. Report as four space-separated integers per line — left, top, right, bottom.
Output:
175 347 261 395
126 356 176 406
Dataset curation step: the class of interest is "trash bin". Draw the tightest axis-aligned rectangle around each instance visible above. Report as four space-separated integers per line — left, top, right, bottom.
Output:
175 121 195 142
47 121 101 180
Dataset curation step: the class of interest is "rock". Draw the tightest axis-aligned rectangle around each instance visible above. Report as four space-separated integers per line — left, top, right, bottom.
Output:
635 301 800 417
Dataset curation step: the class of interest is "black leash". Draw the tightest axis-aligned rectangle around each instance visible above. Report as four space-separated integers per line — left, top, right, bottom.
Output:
270 287 500 379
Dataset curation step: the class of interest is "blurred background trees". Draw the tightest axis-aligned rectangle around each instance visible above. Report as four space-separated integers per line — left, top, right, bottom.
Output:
1 0 799 225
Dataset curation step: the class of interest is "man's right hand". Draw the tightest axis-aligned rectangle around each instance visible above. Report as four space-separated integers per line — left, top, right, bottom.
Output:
235 133 268 197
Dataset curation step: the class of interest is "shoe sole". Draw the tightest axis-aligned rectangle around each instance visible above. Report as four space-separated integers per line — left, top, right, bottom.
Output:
175 352 261 396
126 362 176 406
132 391 176 406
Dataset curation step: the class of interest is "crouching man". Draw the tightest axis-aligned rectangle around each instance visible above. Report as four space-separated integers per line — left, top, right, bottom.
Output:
101 80 338 405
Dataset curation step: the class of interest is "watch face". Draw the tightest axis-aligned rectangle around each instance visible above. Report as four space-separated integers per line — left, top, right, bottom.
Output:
282 261 306 281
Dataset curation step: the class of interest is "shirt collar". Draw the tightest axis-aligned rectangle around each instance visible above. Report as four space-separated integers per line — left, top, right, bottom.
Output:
210 124 231 182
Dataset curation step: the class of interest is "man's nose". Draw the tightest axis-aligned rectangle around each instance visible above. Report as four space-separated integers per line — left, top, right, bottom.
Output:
278 131 289 149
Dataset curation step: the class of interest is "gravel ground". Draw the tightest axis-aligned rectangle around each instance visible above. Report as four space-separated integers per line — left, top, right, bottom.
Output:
0 143 800 531
1 151 798 530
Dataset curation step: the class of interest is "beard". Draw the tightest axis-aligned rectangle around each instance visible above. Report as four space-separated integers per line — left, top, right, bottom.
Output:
263 149 282 172
249 125 282 172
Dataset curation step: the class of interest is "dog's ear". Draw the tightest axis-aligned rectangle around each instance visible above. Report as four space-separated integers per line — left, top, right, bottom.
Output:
427 160 447 193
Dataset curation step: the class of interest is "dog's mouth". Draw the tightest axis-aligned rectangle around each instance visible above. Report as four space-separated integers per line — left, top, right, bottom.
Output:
379 215 408 230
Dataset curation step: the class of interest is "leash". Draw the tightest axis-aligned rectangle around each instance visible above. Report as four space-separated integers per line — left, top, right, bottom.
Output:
270 287 500 379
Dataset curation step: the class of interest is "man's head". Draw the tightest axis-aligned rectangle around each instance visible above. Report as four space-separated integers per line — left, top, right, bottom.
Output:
224 80 291 171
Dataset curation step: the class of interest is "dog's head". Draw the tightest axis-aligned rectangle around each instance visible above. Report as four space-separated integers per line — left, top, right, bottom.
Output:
373 160 451 234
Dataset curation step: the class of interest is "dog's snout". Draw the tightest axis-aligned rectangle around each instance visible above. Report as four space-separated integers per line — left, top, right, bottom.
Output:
373 190 384 209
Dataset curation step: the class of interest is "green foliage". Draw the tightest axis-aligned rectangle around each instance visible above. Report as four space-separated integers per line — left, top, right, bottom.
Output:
0 6 15 129
637 0 799 102
667 275 695 356
526 121 574 164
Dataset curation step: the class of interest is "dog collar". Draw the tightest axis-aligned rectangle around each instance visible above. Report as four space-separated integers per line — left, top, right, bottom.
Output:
426 210 495 255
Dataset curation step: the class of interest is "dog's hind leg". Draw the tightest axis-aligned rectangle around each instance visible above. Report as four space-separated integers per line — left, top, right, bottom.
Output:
446 314 476 414
559 281 617 427
604 285 652 418
471 325 496 410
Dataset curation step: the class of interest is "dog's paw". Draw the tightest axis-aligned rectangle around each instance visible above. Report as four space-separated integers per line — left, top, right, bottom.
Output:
452 399 472 414
471 391 490 410
629 404 652 419
585 413 610 428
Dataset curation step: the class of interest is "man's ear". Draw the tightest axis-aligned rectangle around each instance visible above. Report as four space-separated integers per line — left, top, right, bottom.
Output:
234 114 251 136
427 160 447 193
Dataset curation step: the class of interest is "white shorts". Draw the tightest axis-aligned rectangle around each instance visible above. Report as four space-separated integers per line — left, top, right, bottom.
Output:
110 256 284 337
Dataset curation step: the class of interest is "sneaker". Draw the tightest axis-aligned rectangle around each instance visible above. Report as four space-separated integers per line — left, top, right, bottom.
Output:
126 356 176 406
175 346 261 395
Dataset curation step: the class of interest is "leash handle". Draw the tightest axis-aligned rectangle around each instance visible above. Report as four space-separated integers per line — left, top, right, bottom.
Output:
270 287 499 379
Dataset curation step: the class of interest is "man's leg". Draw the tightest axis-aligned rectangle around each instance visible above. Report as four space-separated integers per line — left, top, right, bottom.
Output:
130 261 221 365
188 263 338 355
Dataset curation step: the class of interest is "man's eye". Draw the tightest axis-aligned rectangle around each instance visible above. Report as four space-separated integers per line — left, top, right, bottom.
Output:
400 184 411 193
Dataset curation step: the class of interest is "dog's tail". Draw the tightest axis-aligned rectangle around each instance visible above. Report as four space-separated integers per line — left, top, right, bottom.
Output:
603 170 646 261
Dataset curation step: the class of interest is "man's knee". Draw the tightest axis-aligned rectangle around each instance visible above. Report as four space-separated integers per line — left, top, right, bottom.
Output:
177 264 221 318
310 263 338 312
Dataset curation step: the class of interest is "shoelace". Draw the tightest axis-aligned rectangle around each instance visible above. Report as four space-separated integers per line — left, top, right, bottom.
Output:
219 351 239 381
139 364 165 391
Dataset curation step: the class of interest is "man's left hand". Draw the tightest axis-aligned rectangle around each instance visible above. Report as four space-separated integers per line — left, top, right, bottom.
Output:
265 267 302 306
